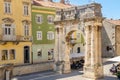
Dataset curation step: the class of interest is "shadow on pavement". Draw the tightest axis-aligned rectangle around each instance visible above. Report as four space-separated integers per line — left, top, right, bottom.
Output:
99 76 118 80
103 61 117 65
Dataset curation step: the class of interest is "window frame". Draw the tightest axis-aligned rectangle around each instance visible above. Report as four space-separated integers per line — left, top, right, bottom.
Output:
1 49 16 61
4 1 11 14
37 49 42 57
36 15 43 24
24 24 29 36
47 31 54 40
23 4 29 16
47 15 54 24
37 31 42 40
9 49 16 60
2 24 15 36
1 50 8 60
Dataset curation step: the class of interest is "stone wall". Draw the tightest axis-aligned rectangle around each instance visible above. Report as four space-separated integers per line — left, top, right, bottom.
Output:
102 20 115 57
13 61 54 76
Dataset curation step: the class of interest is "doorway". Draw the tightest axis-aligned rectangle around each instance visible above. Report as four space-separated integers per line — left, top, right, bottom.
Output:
24 46 30 63
77 47 80 53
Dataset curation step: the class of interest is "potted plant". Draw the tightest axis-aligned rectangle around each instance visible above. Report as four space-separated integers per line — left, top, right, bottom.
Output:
116 71 120 79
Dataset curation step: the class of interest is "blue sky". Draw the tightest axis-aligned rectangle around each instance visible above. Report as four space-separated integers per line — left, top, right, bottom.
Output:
54 0 120 19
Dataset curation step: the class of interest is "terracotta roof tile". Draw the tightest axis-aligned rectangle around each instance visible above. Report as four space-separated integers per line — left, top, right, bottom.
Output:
107 19 120 25
33 0 72 9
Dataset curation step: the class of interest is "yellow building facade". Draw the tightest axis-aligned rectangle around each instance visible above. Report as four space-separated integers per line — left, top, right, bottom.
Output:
0 0 32 65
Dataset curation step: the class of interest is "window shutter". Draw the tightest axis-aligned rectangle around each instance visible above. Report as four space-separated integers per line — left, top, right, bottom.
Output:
2 24 5 35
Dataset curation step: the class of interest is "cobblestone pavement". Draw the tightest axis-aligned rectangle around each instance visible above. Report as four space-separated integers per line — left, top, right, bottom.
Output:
12 58 119 80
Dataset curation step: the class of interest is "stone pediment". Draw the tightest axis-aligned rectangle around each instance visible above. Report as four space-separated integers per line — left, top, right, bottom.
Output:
22 20 31 24
2 17 14 23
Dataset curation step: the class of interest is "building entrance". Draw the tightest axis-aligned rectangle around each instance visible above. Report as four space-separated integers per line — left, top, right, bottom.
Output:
24 46 30 63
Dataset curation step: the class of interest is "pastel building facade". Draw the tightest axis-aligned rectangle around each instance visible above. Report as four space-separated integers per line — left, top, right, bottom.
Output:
32 1 55 63
0 0 32 65
32 0 72 63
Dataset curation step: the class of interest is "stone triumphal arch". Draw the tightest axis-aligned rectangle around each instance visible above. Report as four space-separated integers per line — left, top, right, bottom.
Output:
54 3 104 79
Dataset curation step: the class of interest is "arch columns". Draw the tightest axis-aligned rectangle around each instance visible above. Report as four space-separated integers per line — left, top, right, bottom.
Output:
83 20 103 79
54 25 71 74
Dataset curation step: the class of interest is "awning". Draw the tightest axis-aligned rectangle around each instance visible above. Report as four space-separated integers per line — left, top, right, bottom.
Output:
107 56 120 62
70 53 84 59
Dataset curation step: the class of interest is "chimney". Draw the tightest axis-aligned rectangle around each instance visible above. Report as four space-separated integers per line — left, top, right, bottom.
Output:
60 0 65 4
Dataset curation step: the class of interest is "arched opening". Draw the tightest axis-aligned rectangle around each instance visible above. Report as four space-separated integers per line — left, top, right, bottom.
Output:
68 31 85 70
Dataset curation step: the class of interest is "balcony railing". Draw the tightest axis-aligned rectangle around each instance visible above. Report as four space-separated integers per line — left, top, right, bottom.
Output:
20 36 32 41
2 35 16 41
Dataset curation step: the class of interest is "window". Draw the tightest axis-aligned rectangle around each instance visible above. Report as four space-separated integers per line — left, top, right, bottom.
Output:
47 15 54 24
4 2 11 14
77 33 80 38
4 24 11 35
106 46 112 51
48 49 54 60
9 49 15 60
23 4 29 16
36 15 42 24
1 49 16 60
1 50 8 60
24 24 29 36
47 31 54 40
56 12 60 15
37 31 42 40
37 49 42 57
77 47 80 53
3 24 15 35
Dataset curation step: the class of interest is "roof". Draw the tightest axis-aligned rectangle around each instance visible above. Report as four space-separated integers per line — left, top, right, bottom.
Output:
33 0 72 9
107 19 120 25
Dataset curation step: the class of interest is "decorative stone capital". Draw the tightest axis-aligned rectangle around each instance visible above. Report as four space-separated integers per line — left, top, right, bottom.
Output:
94 22 102 27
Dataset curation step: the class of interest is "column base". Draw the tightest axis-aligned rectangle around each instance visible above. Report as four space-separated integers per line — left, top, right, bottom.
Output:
54 64 63 74
83 66 104 79
63 61 71 74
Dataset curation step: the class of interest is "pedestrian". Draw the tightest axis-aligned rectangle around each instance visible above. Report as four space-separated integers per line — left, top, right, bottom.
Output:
110 64 117 74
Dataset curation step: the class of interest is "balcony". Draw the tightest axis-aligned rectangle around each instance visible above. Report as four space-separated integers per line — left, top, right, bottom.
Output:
0 35 32 42
2 35 16 41
70 38 77 46
20 36 32 42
